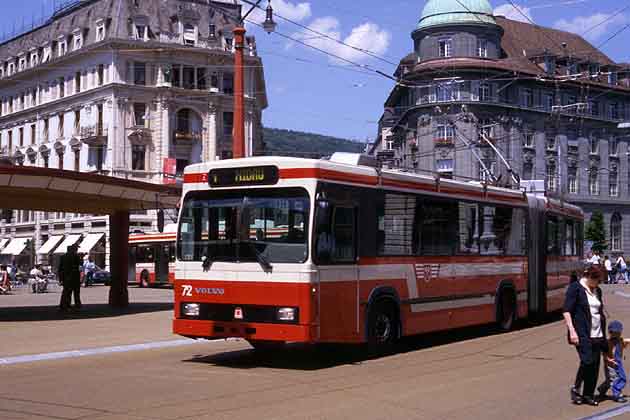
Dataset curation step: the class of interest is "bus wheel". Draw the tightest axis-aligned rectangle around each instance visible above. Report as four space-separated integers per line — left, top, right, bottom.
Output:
497 288 516 332
367 300 399 355
247 340 285 352
139 271 149 288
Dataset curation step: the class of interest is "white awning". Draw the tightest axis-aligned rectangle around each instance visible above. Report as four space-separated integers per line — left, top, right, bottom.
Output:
77 233 104 254
53 235 82 255
37 235 64 255
0 238 9 251
1 238 31 256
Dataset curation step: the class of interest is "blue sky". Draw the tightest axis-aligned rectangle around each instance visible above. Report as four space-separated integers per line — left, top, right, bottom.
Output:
2 0 629 142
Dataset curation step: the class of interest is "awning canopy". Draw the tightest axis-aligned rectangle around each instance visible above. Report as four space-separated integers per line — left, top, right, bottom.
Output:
0 238 9 251
77 233 105 254
53 235 82 255
37 235 64 255
1 237 31 256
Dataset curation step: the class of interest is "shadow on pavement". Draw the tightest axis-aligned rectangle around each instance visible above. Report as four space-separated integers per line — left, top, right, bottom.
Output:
184 312 564 371
0 302 173 322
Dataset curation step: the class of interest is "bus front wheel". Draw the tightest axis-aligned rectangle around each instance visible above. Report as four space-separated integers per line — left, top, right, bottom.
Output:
139 271 150 288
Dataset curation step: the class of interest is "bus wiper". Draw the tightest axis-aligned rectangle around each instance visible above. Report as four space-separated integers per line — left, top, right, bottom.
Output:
246 241 273 273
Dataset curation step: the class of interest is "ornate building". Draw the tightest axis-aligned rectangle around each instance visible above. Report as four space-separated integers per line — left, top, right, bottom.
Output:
372 0 630 255
0 0 268 268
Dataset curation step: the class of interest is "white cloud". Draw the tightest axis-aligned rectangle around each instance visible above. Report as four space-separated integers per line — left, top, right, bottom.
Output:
554 13 628 40
494 3 534 23
244 0 312 24
289 17 391 63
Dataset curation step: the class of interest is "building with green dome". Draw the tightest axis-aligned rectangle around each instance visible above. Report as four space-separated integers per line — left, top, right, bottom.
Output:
371 1 630 256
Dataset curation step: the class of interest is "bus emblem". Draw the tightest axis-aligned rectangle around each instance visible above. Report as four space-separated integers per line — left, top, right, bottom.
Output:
415 264 440 283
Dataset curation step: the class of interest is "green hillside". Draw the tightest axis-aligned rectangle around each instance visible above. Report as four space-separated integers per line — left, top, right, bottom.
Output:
263 127 365 158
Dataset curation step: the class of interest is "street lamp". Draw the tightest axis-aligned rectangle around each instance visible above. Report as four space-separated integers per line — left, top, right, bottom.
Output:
233 0 276 159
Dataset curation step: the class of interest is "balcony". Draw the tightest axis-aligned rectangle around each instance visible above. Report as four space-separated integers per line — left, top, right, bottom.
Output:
174 130 202 142
80 124 108 146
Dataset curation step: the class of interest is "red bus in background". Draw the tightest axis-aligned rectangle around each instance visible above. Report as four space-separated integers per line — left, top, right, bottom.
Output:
129 225 177 287
173 156 584 351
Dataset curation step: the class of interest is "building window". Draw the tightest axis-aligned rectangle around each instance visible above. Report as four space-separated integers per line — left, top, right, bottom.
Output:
74 150 80 171
222 73 234 95
568 168 578 194
612 213 623 251
589 171 599 195
435 124 455 145
59 77 65 98
73 32 83 50
96 22 106 41
18 57 26 71
31 89 36 106
19 127 24 147
134 62 146 85
183 23 197 46
133 103 146 127
223 112 234 138
479 83 490 101
436 84 459 102
589 138 599 154
543 93 555 111
135 23 148 41
183 66 195 89
609 103 620 120
436 159 454 176
58 39 67 56
30 124 36 145
43 118 49 142
477 39 487 58
197 68 207 90
131 145 146 171
610 172 619 197
97 64 104 86
7 131 12 150
523 132 535 148
520 88 533 108
30 52 38 68
610 138 618 156
209 23 216 40
438 38 452 58
75 72 81 93
58 114 64 138
546 163 557 192
74 110 80 135
42 46 51 63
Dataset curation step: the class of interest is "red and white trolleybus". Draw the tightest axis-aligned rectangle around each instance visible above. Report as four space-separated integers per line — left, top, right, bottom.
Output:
173 155 583 350
129 225 177 287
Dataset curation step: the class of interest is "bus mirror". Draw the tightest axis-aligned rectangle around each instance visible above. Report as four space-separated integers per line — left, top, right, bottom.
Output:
157 210 165 233
315 200 331 232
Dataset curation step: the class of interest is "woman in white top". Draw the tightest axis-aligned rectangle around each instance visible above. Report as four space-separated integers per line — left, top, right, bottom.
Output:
563 263 608 406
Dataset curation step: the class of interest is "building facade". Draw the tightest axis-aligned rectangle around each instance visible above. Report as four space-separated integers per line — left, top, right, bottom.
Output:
0 0 268 269
372 0 630 256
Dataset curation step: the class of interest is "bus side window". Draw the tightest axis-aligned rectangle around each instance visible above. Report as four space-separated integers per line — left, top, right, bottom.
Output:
332 207 356 262
547 217 559 256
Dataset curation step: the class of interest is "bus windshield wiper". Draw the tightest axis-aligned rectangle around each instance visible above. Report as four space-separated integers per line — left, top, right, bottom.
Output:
245 241 273 273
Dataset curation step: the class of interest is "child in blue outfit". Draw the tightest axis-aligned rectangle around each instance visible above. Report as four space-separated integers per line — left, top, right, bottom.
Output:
598 320 629 402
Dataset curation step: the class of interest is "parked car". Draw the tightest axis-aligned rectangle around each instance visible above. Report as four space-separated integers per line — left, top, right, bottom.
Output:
88 269 111 286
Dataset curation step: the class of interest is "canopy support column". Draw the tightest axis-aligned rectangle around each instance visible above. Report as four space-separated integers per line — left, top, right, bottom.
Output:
108 210 130 307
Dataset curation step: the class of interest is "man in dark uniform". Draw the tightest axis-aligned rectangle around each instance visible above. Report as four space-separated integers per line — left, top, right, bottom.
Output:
59 244 83 311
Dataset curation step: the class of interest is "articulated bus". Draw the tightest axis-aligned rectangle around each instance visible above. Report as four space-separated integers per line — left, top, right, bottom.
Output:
173 155 583 350
129 226 177 287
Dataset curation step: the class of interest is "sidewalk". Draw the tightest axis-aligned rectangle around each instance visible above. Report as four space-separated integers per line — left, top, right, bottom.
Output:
0 286 177 358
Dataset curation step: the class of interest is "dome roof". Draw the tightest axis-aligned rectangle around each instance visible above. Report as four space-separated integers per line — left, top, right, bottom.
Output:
418 0 496 30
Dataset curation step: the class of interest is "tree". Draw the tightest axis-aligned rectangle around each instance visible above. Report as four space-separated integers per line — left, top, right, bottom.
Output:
585 210 607 253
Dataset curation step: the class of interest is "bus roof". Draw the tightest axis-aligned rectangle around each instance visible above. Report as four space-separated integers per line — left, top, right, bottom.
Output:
183 157 583 218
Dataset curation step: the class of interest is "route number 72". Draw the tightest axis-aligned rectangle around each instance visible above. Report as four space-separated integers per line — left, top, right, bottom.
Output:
182 285 193 297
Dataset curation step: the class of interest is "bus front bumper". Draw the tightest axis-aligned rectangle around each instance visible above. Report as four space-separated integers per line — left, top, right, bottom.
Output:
173 319 315 343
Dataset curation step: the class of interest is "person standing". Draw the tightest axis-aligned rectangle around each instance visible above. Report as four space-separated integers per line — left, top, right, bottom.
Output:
616 254 627 284
58 244 83 311
83 257 96 288
564 263 607 406
0 264 11 294
604 256 613 284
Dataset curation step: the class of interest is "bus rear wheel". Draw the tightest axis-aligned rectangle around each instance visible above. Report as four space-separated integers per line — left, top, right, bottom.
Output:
367 300 399 355
139 271 150 288
497 288 516 332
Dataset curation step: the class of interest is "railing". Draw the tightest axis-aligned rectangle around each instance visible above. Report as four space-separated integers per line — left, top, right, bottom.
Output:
80 124 108 139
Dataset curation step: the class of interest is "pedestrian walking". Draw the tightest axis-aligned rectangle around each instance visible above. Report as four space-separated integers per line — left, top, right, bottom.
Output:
83 257 96 287
8 260 17 285
597 320 629 403
605 256 613 284
58 244 83 311
0 264 11 294
616 254 628 283
564 262 607 406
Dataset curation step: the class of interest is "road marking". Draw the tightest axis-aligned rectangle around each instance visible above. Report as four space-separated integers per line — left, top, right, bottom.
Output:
577 403 630 420
0 339 210 366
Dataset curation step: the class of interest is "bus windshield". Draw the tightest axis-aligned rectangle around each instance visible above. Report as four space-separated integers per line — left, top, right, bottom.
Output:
178 188 310 264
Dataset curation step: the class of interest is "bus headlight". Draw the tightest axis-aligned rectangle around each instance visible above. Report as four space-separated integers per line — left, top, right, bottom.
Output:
183 303 200 317
277 307 296 321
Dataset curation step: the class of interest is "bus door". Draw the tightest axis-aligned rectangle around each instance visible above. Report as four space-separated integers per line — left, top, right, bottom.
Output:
315 200 359 342
156 244 170 283
526 195 547 319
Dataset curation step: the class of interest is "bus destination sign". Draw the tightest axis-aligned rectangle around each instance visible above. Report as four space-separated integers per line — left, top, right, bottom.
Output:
208 166 279 187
